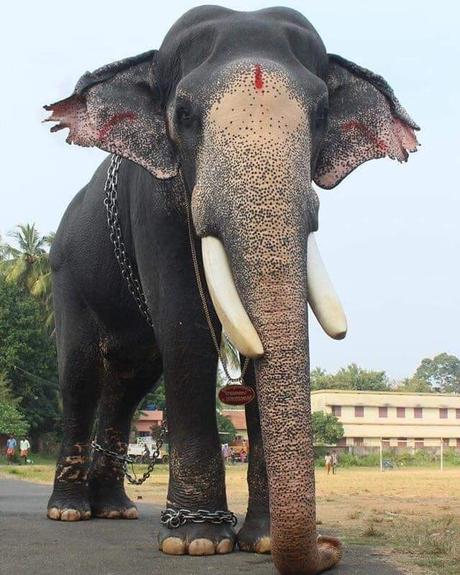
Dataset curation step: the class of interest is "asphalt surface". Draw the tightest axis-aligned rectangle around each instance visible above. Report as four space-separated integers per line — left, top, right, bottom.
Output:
0 478 403 575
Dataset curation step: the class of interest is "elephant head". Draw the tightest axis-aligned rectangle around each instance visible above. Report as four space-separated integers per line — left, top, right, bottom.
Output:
44 6 419 574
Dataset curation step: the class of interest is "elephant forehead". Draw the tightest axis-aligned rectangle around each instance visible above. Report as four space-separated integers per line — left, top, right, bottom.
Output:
206 65 306 141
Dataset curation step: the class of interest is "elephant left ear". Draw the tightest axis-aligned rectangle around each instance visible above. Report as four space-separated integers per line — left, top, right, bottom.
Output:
44 50 178 179
314 54 420 189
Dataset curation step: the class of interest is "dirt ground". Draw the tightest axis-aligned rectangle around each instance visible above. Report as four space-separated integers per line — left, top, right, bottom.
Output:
2 463 459 574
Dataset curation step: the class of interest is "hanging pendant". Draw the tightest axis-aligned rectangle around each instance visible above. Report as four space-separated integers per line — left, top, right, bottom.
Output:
219 383 255 406
218 331 254 405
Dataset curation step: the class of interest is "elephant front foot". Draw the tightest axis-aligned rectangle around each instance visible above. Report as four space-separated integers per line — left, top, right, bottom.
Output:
88 481 138 519
159 522 236 556
237 514 271 554
47 484 91 521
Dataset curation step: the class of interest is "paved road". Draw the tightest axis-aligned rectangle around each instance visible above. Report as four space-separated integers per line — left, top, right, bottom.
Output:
0 479 402 575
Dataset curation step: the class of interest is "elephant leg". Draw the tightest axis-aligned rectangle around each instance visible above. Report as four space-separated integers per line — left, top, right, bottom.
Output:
47 294 102 521
157 323 235 556
237 364 271 553
88 346 162 519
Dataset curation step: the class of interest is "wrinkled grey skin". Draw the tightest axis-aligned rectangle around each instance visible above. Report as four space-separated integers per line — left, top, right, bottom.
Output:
44 6 418 574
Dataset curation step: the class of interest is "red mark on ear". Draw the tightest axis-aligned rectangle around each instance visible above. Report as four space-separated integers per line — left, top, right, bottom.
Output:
254 64 264 90
98 112 137 141
342 120 388 152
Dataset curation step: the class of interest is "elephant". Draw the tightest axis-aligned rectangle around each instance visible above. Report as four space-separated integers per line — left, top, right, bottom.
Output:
44 6 419 575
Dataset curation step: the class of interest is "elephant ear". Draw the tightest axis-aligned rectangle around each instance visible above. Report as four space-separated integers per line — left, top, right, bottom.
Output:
314 54 420 189
44 50 178 179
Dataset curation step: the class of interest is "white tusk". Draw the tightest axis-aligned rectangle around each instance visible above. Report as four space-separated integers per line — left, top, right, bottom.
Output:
307 233 347 340
202 236 264 359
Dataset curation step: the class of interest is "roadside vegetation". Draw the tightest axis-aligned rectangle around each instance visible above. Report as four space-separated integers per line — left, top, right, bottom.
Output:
0 226 59 447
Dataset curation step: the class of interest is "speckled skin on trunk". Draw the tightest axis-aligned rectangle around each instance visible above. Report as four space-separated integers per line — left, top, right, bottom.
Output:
44 6 419 574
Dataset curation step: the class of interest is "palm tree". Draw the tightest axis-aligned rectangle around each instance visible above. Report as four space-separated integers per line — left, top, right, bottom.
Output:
1 225 55 329
30 232 55 330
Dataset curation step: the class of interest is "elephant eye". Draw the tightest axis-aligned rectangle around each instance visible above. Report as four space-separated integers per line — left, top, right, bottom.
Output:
176 106 193 127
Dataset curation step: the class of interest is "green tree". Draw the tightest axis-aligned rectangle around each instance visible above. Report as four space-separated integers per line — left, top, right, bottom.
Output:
0 374 17 403
140 376 165 411
217 412 236 443
0 401 29 437
312 411 344 445
1 225 54 330
414 353 460 393
394 377 433 393
0 276 59 441
311 363 389 391
0 373 29 436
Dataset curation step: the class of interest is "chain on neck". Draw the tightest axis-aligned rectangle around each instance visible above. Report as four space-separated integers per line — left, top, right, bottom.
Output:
103 154 250 384
103 154 154 327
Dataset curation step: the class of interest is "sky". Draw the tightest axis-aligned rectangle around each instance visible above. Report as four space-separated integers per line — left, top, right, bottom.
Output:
1 1 459 380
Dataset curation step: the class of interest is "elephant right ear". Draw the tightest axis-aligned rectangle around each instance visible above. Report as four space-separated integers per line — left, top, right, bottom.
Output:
44 50 178 179
314 55 419 189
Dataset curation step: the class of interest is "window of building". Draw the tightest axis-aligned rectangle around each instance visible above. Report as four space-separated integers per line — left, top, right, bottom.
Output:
379 406 388 418
456 409 460 419
443 438 450 447
414 407 423 418
337 437 346 447
457 439 460 449
355 406 364 417
331 405 342 417
397 407 406 418
414 440 424 449
440 408 448 419
138 431 150 437
397 438 407 448
354 437 364 446
382 438 391 448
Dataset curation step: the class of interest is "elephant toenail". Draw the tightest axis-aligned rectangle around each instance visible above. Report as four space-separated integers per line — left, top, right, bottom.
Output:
216 538 234 554
60 509 81 521
122 507 139 519
161 537 186 555
255 536 271 554
106 510 122 519
188 538 215 556
47 507 61 520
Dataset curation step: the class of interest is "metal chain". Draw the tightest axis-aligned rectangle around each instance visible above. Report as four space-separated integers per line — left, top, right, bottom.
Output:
103 154 154 328
91 419 167 486
181 172 250 384
161 508 237 529
99 155 249 498
104 154 250 384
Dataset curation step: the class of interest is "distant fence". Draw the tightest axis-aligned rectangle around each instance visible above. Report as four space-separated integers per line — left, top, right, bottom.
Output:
314 444 460 470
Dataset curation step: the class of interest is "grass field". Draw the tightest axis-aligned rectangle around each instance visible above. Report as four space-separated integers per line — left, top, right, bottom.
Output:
1 461 459 575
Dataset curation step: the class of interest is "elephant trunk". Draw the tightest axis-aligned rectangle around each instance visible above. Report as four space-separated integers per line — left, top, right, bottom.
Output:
236 226 320 574
200 211 341 573
253 277 336 574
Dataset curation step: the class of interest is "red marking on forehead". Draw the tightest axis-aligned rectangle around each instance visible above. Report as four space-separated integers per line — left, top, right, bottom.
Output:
254 64 264 90
98 112 137 141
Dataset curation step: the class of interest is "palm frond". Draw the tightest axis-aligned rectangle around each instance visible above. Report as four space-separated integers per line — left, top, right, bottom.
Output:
1 223 55 331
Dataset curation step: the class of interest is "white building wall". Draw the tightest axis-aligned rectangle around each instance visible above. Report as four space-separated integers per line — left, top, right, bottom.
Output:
312 390 460 447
